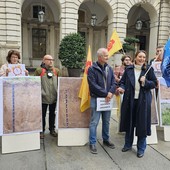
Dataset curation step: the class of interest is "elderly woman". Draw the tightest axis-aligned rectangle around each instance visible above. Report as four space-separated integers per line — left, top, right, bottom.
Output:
0 50 28 76
117 50 157 158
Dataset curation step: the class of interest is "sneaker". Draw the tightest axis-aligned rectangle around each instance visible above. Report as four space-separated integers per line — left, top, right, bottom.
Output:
89 144 97 154
50 130 57 137
103 140 115 149
40 132 44 139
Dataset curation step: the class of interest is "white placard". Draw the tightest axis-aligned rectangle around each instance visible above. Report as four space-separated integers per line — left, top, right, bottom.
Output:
97 98 113 111
8 64 26 77
0 78 3 136
152 61 162 77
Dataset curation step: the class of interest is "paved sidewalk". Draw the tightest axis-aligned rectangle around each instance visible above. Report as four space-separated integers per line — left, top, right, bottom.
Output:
0 114 170 170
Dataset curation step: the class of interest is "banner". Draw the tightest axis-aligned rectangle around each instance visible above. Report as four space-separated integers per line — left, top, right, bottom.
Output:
78 45 92 112
161 39 170 87
107 30 122 58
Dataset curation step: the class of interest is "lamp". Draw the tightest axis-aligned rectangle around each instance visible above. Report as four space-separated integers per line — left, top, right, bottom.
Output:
38 0 45 22
91 14 97 27
136 20 143 30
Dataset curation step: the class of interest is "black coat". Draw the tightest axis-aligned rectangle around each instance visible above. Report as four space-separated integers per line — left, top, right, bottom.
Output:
119 64 157 137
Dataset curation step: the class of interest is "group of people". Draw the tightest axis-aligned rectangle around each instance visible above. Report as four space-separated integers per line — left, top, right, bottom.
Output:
87 47 160 158
0 50 59 139
0 45 164 158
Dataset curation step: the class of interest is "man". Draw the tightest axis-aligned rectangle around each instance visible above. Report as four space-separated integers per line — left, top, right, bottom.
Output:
149 45 164 65
87 48 116 154
34 55 60 139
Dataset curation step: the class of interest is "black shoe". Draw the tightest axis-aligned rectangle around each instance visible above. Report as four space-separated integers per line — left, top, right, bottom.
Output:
103 141 115 149
89 144 97 154
50 130 57 137
137 153 144 158
122 147 132 152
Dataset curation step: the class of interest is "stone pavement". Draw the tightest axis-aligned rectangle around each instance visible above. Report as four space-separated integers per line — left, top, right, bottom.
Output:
0 113 170 170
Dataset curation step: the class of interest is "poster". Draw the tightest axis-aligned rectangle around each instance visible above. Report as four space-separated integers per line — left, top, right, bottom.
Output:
97 98 113 111
0 78 3 136
57 77 91 128
152 61 162 77
8 64 26 77
159 77 170 126
3 76 42 135
151 89 159 125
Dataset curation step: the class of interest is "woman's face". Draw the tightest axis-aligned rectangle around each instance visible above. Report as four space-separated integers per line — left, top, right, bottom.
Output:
10 54 19 64
135 52 146 66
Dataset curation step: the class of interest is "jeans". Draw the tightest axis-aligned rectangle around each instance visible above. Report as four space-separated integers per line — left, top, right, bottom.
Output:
89 97 111 145
124 129 146 154
42 103 56 132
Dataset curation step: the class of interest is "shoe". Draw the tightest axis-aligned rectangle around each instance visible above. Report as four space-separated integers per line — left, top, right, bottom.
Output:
89 144 97 154
122 147 132 152
137 153 144 158
40 132 44 139
50 130 57 137
103 141 115 149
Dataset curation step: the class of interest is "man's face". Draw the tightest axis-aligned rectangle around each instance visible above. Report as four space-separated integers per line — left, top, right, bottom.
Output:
98 50 109 64
156 47 164 60
43 55 54 68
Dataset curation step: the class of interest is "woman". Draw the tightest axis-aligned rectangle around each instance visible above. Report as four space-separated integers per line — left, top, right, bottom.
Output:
0 50 28 76
117 50 157 158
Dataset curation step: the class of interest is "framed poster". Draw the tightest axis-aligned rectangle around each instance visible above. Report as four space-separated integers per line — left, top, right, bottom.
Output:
3 76 42 135
57 77 91 128
158 77 170 126
0 78 3 136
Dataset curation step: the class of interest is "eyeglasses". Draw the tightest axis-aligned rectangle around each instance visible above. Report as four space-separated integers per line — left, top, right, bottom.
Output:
45 59 54 61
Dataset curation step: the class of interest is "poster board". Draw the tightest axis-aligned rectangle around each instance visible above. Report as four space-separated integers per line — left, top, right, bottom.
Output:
0 78 3 135
158 77 170 126
57 77 91 146
1 77 42 153
3 77 42 135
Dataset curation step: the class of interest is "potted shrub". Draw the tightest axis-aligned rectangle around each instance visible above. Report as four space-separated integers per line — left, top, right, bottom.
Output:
58 33 86 77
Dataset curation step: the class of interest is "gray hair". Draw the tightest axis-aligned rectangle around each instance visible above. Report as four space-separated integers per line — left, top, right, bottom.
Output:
97 48 107 57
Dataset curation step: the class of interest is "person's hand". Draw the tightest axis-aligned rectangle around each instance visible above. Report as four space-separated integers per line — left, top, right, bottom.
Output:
140 76 146 86
25 70 29 76
6 68 11 76
117 87 125 94
105 92 113 102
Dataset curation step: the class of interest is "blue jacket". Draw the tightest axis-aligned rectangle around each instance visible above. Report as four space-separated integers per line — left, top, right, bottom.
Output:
87 61 116 98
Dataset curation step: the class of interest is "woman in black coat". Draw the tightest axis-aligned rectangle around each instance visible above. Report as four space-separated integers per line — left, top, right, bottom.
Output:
117 50 157 158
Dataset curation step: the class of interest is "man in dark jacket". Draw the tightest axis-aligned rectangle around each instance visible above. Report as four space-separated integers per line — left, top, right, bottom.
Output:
87 48 116 154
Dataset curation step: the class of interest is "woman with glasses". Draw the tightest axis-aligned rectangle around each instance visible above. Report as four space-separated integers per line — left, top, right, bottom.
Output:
0 50 28 76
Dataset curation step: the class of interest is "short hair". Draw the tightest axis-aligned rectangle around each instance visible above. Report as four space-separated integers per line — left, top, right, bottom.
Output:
121 55 132 62
97 48 107 57
6 50 20 63
156 45 164 49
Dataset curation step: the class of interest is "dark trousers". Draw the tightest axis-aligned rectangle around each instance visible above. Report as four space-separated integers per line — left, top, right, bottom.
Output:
42 103 56 132
124 99 147 154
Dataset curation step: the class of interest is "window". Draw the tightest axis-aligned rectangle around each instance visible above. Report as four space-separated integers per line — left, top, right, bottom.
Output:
78 10 85 23
32 28 46 58
33 5 45 19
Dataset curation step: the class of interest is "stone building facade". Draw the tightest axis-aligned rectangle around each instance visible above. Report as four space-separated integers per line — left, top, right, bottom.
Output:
0 0 170 69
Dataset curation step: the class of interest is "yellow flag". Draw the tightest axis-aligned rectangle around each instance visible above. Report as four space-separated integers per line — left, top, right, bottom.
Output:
78 45 92 112
107 30 122 58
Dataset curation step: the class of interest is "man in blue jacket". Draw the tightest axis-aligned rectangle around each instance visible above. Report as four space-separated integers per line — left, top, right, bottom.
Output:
87 48 116 154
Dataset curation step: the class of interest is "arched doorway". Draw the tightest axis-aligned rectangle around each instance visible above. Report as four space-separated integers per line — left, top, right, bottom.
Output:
21 0 60 68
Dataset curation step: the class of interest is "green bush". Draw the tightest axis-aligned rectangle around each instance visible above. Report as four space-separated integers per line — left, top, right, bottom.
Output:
58 33 86 69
